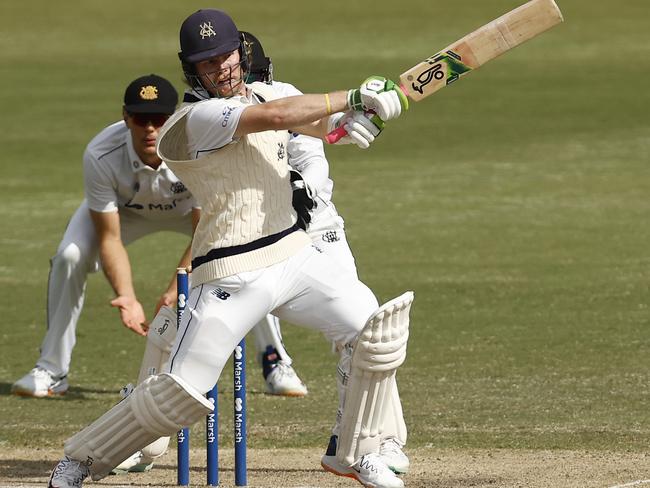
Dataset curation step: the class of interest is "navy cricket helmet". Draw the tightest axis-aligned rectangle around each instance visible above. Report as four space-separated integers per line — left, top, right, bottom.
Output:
178 9 250 92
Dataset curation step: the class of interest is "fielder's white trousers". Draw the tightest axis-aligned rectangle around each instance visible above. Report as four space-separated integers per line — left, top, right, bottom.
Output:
168 244 378 394
36 201 192 378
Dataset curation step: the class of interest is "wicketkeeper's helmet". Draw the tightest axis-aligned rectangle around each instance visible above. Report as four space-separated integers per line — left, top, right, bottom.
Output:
240 31 273 84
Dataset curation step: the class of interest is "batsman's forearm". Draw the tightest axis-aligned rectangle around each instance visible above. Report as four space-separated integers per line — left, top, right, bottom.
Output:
99 239 136 298
288 91 349 139
238 91 348 138
280 91 348 128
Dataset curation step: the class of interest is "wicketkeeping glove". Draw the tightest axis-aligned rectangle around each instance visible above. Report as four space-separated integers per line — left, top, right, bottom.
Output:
327 111 385 149
347 76 409 121
289 170 317 230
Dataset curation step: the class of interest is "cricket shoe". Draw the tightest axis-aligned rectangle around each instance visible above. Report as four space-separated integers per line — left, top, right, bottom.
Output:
263 347 308 397
379 438 409 474
48 456 90 488
321 435 404 488
12 367 68 398
110 451 153 475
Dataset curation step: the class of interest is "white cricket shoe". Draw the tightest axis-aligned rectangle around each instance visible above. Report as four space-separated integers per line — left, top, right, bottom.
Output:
48 456 89 488
322 451 404 488
12 367 68 397
265 361 308 397
110 450 153 474
379 438 410 474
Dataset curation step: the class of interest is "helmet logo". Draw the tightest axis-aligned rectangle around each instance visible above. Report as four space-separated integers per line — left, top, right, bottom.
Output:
139 85 159 100
199 21 217 39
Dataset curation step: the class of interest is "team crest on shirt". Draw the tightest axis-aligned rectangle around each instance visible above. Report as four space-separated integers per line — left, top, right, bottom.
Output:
277 142 285 160
171 181 187 194
322 231 340 243
139 85 159 100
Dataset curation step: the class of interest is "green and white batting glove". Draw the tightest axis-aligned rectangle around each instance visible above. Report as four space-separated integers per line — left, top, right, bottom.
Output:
327 111 385 149
347 76 409 121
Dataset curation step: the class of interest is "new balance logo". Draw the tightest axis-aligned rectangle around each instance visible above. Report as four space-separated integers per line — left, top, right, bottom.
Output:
210 288 231 300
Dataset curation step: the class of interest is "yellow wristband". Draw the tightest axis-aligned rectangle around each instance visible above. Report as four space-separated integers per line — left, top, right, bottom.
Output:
325 93 332 115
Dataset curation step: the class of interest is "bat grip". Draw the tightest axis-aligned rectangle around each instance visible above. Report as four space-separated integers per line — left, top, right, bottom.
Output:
326 110 377 144
326 126 348 144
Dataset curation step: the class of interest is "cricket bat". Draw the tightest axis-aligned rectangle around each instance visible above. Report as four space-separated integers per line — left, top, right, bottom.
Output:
327 0 563 143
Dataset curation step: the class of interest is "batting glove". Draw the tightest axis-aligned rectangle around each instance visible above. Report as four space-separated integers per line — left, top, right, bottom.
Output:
327 111 385 149
347 76 408 121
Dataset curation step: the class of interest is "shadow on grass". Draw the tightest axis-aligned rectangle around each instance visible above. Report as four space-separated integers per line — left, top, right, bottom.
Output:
0 458 54 481
0 381 117 400
1 381 288 401
0 458 326 484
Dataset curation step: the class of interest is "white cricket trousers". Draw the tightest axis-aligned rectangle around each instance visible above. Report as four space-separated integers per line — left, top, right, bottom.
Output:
168 244 378 394
250 204 358 363
36 201 192 378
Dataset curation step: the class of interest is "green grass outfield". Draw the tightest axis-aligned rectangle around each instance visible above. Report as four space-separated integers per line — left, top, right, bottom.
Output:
1 0 648 458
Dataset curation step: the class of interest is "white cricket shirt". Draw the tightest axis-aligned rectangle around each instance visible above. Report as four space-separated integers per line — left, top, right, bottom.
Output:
83 121 197 222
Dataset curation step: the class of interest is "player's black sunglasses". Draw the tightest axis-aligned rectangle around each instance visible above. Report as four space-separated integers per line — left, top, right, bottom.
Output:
129 113 170 128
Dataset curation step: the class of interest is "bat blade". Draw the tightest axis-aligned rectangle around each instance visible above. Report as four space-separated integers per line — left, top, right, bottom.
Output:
399 0 563 101
326 0 563 144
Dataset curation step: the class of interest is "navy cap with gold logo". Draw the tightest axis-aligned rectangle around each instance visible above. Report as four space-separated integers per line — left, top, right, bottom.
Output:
123 74 178 114
179 9 240 64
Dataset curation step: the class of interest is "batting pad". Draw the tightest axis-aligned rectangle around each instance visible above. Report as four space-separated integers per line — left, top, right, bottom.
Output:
383 379 408 445
337 291 414 466
135 306 178 461
137 306 177 384
64 373 213 480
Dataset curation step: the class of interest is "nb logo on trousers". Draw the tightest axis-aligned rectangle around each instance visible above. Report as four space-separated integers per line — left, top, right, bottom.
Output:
211 288 231 300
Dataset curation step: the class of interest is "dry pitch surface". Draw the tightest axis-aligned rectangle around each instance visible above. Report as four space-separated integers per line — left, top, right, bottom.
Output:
1 447 648 487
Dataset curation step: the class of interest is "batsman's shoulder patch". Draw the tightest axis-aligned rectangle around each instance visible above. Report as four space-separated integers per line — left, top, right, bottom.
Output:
322 230 340 243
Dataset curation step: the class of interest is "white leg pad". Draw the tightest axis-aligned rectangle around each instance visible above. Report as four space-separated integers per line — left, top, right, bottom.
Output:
137 306 177 384
135 306 177 461
382 379 407 444
336 291 413 466
64 373 212 480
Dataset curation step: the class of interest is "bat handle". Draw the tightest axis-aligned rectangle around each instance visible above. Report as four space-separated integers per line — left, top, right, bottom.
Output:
326 126 348 144
326 85 408 144
326 109 377 144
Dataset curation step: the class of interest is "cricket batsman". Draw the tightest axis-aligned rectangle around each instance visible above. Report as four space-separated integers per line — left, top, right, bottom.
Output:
48 9 413 488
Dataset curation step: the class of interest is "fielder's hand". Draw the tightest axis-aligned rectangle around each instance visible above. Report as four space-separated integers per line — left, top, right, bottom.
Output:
289 170 317 230
111 295 148 336
347 76 408 120
327 111 385 149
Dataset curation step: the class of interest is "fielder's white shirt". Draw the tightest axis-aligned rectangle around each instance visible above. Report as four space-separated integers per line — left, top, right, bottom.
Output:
83 121 197 221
